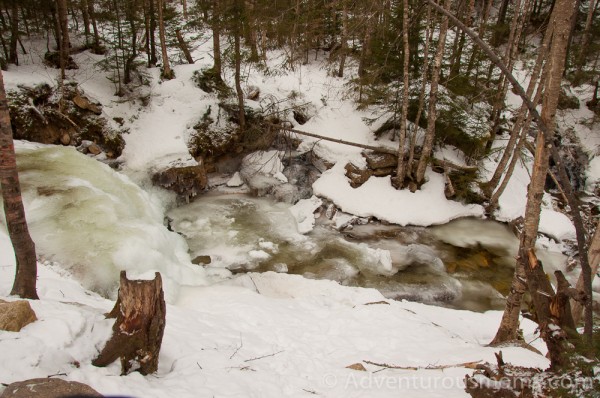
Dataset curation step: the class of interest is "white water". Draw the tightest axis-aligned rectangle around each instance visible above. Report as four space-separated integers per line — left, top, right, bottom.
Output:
2 144 567 310
1 143 207 301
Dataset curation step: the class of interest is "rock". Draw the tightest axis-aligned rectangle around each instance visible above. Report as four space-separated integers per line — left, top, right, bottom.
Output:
87 143 102 155
0 299 37 332
246 85 260 101
372 166 395 177
308 152 333 173
0 378 102 398
73 94 102 115
60 132 71 146
152 162 208 200
346 363 367 371
364 152 398 170
293 110 309 125
192 255 212 265
344 163 372 188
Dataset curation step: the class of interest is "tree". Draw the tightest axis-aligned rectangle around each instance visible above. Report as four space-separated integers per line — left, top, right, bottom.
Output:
0 70 38 300
56 0 71 80
392 0 410 188
415 0 452 186
157 0 173 79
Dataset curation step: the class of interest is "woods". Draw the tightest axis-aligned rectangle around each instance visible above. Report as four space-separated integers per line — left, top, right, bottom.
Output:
0 0 599 393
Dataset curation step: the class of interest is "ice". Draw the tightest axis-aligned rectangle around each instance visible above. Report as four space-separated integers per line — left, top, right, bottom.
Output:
1 144 206 302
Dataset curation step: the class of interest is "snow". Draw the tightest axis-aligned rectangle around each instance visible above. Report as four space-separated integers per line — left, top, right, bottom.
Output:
289 196 323 233
0 18 591 398
0 233 550 397
314 163 484 226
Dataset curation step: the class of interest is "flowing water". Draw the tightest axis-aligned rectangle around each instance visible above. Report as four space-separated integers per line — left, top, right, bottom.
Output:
4 144 567 310
168 194 567 312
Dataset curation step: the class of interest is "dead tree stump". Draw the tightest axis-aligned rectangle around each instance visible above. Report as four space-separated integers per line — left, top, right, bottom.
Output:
92 271 166 375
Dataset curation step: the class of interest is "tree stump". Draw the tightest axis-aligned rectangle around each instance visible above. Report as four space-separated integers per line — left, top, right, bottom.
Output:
92 271 166 375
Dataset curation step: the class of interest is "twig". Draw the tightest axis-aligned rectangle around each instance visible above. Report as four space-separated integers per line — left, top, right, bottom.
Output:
248 275 260 294
230 334 243 359
244 350 284 363
363 359 482 370
47 373 68 378
196 362 202 370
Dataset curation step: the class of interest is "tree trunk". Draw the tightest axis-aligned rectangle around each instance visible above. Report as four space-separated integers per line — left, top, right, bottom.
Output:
492 0 579 355
87 0 101 53
337 4 348 78
148 0 158 66
392 0 410 188
234 0 245 132
93 271 166 375
8 0 18 65
407 4 432 181
486 14 551 198
157 0 173 79
571 221 600 325
576 0 598 71
211 0 222 77
0 70 38 300
80 0 91 46
415 0 452 186
56 0 71 80
175 29 194 64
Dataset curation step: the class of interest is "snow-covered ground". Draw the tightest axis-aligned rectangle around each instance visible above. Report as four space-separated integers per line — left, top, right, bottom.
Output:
0 21 597 397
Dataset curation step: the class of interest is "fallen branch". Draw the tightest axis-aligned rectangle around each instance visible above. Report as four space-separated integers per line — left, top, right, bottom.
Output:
244 350 284 362
277 125 478 172
363 359 482 370
279 125 398 155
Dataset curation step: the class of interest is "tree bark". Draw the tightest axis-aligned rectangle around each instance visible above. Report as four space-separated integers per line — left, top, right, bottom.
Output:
415 0 452 186
157 0 173 79
211 0 222 77
392 0 410 187
175 29 194 64
407 4 432 180
233 0 245 132
93 271 166 375
0 70 38 300
571 221 600 325
56 0 71 80
8 0 18 65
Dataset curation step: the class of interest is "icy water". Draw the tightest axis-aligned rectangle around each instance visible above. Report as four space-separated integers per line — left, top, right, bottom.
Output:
6 145 566 309
168 194 567 312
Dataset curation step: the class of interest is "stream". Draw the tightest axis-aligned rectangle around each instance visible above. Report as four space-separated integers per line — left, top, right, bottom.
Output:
4 144 567 310
168 194 567 312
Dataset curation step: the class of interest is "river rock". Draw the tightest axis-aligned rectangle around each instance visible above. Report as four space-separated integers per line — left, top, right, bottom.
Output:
152 162 208 200
0 378 102 398
0 299 37 332
87 143 102 155
345 162 372 188
192 255 212 265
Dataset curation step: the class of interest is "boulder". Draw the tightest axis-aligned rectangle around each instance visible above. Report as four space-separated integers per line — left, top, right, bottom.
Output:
363 152 398 170
192 255 212 265
87 143 102 155
152 162 208 200
0 378 102 398
0 299 37 332
344 163 372 188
